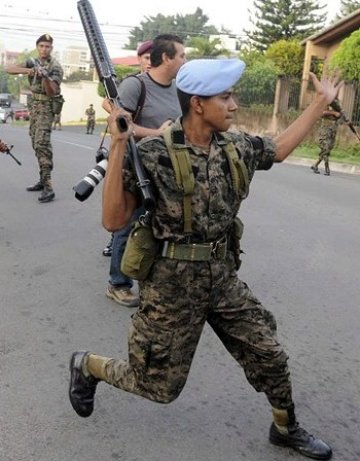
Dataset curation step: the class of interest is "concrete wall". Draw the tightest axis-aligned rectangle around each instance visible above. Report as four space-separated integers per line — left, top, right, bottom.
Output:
60 80 108 123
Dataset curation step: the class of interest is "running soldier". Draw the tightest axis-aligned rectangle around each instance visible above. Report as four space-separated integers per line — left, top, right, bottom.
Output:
69 59 342 460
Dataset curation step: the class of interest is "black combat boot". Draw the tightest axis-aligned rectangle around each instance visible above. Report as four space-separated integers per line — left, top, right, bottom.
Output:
26 181 44 191
38 187 55 203
269 405 332 460
310 165 320 174
324 165 330 176
69 351 99 417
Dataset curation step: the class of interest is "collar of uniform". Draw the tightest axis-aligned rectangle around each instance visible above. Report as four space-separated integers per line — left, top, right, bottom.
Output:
170 118 232 149
38 56 52 64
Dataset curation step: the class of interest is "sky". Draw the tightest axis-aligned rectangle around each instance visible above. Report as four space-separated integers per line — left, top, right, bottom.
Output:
0 0 342 57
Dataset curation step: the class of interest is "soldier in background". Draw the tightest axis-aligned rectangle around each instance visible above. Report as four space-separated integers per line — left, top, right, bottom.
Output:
85 104 96 134
5 34 63 203
311 106 343 176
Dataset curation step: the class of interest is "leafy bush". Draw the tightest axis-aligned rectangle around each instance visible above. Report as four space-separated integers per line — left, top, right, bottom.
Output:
234 59 277 106
330 29 360 81
97 65 139 98
266 39 304 77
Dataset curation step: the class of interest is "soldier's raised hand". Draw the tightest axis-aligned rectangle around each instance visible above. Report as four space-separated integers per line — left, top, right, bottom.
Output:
309 71 344 107
107 107 133 141
0 140 8 153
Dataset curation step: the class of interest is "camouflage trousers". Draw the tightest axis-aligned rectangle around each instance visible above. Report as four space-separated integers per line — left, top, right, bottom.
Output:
86 119 95 133
29 100 54 187
315 125 337 169
94 254 293 409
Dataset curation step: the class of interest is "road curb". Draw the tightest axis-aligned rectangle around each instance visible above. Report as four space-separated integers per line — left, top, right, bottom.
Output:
284 156 360 176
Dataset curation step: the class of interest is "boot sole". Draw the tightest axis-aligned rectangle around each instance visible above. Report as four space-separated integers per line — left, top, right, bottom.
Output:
270 437 332 460
69 351 94 418
38 194 55 203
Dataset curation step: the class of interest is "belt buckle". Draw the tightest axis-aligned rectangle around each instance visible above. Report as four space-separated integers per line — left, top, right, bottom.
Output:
210 239 220 257
161 241 169 257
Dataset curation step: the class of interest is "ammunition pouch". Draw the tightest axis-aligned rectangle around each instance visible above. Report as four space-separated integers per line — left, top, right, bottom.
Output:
121 220 159 281
52 94 65 115
229 217 244 270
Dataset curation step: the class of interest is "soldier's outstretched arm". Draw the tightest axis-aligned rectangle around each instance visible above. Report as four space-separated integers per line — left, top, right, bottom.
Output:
274 72 343 162
4 64 34 77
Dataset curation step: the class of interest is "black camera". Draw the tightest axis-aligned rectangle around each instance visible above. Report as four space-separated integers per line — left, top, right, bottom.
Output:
73 146 109 202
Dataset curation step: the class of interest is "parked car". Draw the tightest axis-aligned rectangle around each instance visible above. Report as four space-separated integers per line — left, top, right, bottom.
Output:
0 106 14 123
14 108 30 121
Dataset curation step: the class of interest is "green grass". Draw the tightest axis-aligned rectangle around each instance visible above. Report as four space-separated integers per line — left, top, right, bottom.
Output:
293 143 360 166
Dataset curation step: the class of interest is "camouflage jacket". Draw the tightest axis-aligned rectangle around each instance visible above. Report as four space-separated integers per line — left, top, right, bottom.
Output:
85 108 96 120
123 118 276 242
26 56 63 95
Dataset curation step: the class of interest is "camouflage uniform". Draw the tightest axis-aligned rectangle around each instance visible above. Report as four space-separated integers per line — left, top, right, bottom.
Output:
312 112 342 175
93 119 293 410
85 107 95 134
27 57 63 188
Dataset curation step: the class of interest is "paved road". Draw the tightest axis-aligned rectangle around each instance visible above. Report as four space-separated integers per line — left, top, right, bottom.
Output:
1 124 359 461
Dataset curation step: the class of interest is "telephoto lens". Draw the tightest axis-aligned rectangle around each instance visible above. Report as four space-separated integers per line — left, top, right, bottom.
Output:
73 159 108 201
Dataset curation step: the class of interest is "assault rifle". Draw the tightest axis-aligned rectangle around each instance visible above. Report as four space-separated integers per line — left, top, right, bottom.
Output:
3 145 22 166
26 58 52 84
330 98 360 142
75 0 155 215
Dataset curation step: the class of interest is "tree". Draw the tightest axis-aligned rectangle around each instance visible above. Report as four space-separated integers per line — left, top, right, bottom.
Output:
97 65 138 97
186 37 230 59
234 57 278 106
0 50 37 99
246 0 327 52
334 0 360 20
65 70 93 82
0 68 10 93
265 39 304 76
125 8 219 48
330 29 360 81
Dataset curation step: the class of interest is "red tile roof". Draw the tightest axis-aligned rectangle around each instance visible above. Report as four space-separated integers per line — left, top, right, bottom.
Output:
112 56 139 66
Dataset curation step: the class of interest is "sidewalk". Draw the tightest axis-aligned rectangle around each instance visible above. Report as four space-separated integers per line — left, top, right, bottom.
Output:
285 156 360 176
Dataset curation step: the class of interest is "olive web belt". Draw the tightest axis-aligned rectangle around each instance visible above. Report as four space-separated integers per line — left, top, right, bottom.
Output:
161 236 227 261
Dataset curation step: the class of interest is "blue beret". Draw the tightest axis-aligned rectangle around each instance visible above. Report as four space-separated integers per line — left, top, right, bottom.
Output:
176 58 246 96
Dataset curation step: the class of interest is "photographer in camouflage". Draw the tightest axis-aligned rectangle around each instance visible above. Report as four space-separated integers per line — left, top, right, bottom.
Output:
5 34 63 202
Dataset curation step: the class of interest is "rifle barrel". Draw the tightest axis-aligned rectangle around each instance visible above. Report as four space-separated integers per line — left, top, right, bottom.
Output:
330 99 360 142
6 146 22 165
77 0 155 210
